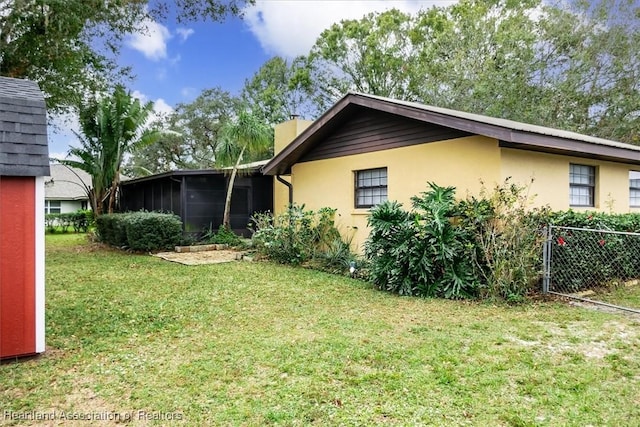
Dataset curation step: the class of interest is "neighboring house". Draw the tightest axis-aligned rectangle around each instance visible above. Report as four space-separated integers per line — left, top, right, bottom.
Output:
264 92 640 251
44 164 91 214
0 76 48 359
119 163 273 237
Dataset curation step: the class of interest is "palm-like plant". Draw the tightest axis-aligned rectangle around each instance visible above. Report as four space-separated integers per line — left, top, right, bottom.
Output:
217 110 273 229
61 86 160 215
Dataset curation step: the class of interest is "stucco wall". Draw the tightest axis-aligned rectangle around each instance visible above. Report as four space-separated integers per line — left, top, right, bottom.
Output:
500 148 640 213
291 135 501 251
273 119 312 214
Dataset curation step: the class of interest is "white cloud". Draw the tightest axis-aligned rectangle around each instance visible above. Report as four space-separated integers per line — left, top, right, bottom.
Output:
243 0 459 58
127 18 172 61
131 90 174 124
153 98 174 117
176 27 195 42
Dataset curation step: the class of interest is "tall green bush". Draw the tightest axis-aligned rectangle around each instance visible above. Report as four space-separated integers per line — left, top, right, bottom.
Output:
365 180 549 301
365 183 478 299
457 179 549 301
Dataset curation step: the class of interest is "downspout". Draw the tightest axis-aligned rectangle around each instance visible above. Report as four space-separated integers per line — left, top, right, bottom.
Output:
276 175 293 206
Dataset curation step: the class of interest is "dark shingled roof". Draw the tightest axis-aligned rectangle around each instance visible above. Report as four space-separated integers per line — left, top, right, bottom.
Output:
0 76 50 176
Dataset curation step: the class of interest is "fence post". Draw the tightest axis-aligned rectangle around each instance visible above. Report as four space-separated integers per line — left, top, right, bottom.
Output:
542 225 552 294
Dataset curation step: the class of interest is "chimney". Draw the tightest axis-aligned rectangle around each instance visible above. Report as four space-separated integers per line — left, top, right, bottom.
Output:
274 115 312 155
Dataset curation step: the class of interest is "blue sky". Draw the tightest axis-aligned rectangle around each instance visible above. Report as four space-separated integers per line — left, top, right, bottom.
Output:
49 0 458 158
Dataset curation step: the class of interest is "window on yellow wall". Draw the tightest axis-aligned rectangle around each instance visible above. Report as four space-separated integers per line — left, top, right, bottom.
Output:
569 164 595 207
630 171 640 207
355 167 387 208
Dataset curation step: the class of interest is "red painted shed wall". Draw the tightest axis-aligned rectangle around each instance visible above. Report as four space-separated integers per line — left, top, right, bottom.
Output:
0 176 36 358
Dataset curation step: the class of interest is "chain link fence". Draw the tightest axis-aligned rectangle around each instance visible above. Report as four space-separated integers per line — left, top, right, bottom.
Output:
543 225 640 313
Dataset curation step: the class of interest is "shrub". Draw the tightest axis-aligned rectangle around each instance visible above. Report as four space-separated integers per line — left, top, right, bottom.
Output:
457 179 549 302
124 212 183 251
45 214 58 233
203 225 242 246
71 210 94 232
96 213 130 247
96 212 182 251
250 205 356 274
544 210 640 232
365 183 478 299
45 210 92 233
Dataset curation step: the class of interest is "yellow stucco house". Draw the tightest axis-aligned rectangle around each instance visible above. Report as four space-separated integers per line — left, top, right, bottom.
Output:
263 92 640 250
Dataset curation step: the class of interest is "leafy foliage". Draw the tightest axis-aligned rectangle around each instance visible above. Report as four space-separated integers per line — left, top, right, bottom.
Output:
305 0 640 143
0 0 252 113
95 211 182 251
60 85 160 215
45 210 94 233
125 87 242 176
365 183 478 299
203 225 243 246
545 210 640 232
240 56 319 124
218 110 273 228
250 205 356 274
457 179 549 302
124 212 183 252
540 210 640 293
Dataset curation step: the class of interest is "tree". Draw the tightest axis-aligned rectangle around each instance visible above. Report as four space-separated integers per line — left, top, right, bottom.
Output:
125 87 242 176
217 111 272 229
241 56 318 124
0 0 252 113
305 0 640 143
307 8 421 112
60 86 160 215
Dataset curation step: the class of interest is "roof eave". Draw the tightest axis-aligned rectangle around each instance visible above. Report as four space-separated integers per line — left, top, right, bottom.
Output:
262 92 640 174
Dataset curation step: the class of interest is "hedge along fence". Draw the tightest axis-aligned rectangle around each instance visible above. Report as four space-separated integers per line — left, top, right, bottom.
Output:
545 210 640 232
543 210 640 293
96 212 183 251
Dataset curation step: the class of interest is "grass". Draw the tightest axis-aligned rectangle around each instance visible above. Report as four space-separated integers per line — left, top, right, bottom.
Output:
2 234 640 425
591 285 640 309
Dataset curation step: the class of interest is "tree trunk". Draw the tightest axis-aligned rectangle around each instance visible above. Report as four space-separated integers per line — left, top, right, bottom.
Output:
222 146 246 229
107 171 120 214
90 190 102 216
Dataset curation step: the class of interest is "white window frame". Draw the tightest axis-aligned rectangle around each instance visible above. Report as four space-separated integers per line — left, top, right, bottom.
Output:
569 164 595 207
45 200 61 214
355 167 388 208
630 171 640 207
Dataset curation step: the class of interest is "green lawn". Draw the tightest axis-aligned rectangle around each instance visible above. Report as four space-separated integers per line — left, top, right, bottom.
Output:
2 234 640 426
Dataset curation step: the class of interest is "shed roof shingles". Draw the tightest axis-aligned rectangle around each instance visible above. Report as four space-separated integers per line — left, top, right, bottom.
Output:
0 76 50 176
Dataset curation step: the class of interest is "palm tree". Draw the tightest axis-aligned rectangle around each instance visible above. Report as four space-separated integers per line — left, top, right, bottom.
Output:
61 85 160 215
217 111 273 229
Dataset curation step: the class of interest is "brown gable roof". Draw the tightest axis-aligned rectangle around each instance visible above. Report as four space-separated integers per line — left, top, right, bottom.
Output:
262 92 640 175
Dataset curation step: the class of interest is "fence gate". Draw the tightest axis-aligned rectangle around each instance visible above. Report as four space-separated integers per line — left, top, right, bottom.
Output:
543 225 640 314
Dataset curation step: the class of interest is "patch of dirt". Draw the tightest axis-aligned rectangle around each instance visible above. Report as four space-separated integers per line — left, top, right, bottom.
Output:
154 250 245 265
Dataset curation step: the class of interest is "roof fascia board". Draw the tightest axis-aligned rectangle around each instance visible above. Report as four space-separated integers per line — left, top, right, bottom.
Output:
263 92 640 174
500 140 640 165
262 94 356 175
